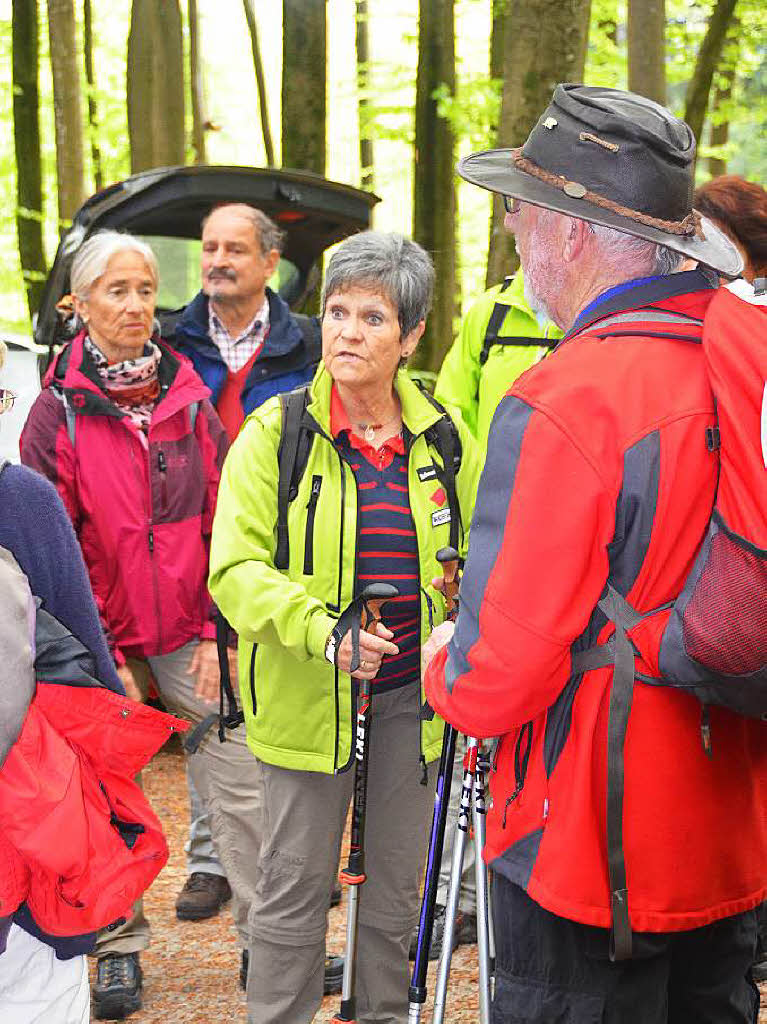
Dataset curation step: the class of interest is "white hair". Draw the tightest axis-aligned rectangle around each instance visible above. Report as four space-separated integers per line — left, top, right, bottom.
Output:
70 230 159 300
589 222 685 276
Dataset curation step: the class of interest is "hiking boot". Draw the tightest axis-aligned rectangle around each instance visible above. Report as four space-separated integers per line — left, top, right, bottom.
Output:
408 904 469 961
175 872 232 921
330 882 342 908
324 954 344 995
239 950 345 995
92 952 143 1020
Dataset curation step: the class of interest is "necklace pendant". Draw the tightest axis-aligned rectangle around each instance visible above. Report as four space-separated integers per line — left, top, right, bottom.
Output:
364 425 376 443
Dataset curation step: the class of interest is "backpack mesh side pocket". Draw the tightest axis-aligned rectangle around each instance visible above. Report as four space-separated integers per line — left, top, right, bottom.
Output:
682 522 767 676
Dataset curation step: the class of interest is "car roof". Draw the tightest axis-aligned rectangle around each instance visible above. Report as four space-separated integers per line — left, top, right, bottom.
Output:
35 165 379 347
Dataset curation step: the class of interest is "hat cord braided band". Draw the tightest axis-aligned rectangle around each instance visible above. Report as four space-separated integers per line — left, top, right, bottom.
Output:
511 148 703 238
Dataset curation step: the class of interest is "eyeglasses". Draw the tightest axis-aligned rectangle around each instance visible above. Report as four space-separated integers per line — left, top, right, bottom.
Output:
0 389 17 414
503 195 521 215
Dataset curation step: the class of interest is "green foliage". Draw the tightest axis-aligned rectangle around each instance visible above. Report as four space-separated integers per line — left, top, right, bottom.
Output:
433 76 501 147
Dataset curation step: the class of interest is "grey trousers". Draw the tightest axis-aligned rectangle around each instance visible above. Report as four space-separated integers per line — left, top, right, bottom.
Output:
95 641 263 956
436 737 477 915
246 683 437 1024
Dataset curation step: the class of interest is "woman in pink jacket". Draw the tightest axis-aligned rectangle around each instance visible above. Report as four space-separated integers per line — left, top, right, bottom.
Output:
21 231 229 1018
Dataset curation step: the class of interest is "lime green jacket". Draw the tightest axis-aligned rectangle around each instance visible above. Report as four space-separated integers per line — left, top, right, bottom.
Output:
208 364 481 775
434 272 563 448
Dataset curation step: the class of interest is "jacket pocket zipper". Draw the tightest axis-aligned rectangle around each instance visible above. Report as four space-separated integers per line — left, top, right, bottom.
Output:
303 475 323 575
501 721 533 828
249 644 258 717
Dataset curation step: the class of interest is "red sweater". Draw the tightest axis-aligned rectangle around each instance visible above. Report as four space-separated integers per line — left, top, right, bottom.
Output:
425 275 767 933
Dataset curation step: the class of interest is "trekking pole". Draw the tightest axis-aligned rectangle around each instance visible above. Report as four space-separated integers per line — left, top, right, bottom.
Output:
471 741 492 1023
408 546 460 1024
332 582 399 1024
429 735 492 1024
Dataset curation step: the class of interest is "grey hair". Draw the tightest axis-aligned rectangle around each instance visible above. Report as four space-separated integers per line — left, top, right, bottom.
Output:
589 222 685 276
201 204 285 256
322 231 435 337
70 230 159 300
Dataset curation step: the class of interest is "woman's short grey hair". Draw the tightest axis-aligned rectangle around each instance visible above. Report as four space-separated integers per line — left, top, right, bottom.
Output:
322 231 435 337
70 231 159 300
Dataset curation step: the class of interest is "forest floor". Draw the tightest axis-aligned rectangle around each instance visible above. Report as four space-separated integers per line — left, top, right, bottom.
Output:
91 740 765 1023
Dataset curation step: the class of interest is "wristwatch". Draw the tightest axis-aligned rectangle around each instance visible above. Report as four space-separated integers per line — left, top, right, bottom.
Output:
324 624 344 666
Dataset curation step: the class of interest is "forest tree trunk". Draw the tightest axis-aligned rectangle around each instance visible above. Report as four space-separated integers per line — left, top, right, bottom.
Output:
127 0 186 173
413 0 456 372
486 0 592 286
708 56 736 177
243 0 274 166
189 0 207 165
83 0 103 191
683 0 738 150
12 0 47 317
282 0 326 173
47 0 86 227
627 0 666 105
356 0 373 190
485 0 515 287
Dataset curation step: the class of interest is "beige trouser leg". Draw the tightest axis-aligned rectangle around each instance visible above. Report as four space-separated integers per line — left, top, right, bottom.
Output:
144 641 263 949
246 683 436 1024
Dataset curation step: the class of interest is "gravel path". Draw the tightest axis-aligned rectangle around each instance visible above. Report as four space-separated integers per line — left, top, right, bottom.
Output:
109 742 764 1023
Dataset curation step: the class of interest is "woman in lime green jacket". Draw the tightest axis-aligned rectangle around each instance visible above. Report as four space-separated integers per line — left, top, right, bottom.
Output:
209 231 480 1024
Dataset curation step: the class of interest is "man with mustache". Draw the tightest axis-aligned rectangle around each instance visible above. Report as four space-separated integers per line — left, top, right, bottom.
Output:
173 203 320 444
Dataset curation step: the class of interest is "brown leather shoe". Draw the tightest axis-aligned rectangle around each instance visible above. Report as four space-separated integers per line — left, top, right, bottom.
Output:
175 872 232 921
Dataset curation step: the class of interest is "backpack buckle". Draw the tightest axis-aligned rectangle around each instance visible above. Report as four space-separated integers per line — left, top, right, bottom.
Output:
705 426 720 452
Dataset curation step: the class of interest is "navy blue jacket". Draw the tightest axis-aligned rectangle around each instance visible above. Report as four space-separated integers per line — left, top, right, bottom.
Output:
170 288 321 416
0 463 123 959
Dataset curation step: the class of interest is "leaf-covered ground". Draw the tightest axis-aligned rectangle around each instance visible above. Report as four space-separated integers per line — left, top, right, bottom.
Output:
99 742 764 1023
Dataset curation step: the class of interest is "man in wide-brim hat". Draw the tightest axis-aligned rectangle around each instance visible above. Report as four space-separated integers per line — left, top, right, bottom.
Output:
423 85 765 1023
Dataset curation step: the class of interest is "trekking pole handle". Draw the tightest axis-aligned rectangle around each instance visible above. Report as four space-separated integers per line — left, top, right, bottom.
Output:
436 546 460 618
360 582 399 633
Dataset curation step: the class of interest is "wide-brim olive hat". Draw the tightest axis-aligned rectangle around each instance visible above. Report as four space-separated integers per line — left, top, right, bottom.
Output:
458 84 743 277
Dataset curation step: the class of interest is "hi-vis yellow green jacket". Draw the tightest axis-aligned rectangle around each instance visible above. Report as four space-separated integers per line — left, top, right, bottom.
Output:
208 363 481 775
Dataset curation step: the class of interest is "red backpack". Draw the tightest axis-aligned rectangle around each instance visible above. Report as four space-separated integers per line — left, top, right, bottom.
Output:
570 286 767 960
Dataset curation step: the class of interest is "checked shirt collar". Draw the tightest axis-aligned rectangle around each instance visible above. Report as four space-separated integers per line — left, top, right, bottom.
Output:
208 295 270 372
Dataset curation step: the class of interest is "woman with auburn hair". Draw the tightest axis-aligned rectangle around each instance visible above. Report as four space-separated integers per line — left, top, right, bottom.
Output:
694 175 767 283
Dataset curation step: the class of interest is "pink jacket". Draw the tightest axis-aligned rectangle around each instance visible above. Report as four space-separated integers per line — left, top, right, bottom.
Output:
21 332 228 659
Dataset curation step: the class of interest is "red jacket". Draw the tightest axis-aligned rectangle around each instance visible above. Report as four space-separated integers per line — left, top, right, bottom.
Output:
21 333 228 659
425 273 767 933
0 682 185 935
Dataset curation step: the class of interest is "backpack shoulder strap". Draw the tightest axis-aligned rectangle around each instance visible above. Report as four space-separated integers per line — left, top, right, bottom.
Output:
189 401 199 432
417 387 463 551
480 284 557 366
587 310 704 342
275 385 312 570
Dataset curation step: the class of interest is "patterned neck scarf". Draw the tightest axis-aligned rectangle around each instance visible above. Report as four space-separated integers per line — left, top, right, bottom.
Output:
85 336 162 434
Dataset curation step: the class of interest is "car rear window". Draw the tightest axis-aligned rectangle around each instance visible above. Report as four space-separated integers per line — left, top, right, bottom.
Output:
136 236 300 311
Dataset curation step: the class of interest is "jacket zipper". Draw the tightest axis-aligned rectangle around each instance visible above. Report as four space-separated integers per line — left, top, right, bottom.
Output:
130 444 163 654
501 721 533 828
157 448 168 510
249 643 258 717
335 451 360 775
303 475 323 575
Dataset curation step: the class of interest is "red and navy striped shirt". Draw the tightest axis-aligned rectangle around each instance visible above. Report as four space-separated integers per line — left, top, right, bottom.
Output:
331 387 421 690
